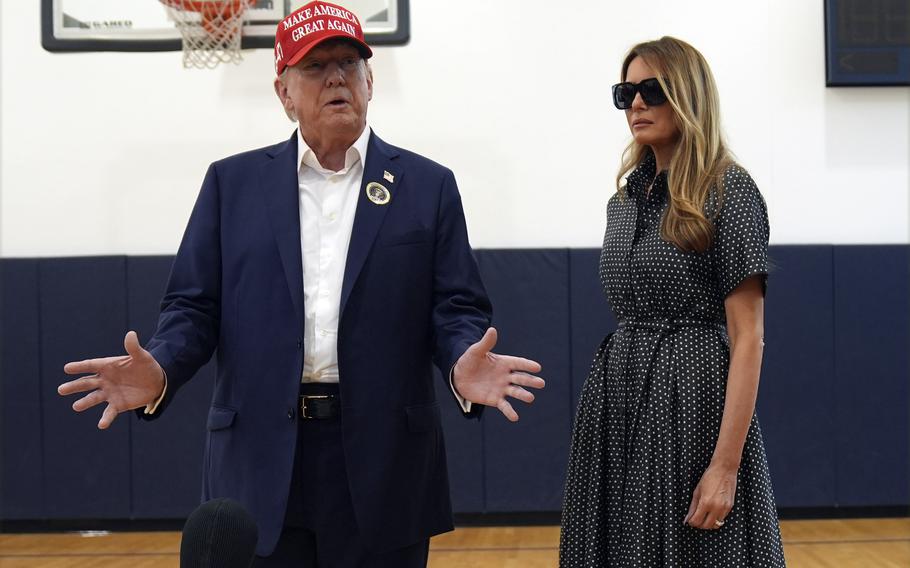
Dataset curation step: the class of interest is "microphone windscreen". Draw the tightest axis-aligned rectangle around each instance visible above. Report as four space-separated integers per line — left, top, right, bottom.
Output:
180 498 258 568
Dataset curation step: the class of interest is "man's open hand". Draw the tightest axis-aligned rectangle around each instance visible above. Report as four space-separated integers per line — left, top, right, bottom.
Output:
58 331 165 429
453 327 545 422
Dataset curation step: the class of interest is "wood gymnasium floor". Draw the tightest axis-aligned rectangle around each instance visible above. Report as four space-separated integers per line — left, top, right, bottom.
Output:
1 518 908 567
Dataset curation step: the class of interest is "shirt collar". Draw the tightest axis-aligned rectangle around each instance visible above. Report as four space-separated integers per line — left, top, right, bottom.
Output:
296 124 371 175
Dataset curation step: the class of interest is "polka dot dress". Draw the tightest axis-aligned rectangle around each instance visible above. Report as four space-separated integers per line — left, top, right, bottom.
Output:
560 151 786 567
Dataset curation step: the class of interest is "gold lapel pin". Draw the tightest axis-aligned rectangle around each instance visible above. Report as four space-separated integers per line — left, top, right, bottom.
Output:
383 170 395 183
366 182 391 205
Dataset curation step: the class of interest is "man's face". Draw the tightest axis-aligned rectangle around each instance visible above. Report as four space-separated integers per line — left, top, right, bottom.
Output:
275 40 373 146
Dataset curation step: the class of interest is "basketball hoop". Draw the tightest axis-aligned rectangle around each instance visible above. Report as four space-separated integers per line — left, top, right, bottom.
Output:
160 0 254 69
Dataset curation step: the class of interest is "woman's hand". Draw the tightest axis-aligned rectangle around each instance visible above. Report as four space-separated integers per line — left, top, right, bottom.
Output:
684 462 737 530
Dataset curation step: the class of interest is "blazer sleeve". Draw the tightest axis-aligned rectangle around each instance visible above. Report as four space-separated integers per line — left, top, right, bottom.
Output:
431 170 492 417
139 163 223 419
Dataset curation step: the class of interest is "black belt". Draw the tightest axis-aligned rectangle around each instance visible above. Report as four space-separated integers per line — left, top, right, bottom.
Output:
299 383 340 420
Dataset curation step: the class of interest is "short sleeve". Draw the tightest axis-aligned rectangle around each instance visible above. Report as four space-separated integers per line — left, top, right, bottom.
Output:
712 166 770 298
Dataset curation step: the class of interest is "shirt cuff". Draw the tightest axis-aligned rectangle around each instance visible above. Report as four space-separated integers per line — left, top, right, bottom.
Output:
449 365 472 413
144 369 168 415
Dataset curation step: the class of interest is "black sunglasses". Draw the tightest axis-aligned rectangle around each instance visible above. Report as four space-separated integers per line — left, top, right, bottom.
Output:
611 78 668 109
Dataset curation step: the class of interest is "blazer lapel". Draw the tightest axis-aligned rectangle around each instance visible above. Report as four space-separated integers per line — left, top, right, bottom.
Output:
261 133 305 328
340 131 403 315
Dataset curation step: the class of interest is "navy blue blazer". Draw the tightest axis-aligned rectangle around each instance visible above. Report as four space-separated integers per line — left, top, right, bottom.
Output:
142 130 492 556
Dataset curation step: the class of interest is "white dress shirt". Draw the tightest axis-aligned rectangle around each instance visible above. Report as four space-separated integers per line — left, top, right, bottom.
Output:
297 126 369 383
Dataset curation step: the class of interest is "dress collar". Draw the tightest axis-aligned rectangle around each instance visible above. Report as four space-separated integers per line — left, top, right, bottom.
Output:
625 150 668 199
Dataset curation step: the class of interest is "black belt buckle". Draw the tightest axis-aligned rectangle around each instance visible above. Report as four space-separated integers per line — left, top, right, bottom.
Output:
300 395 337 419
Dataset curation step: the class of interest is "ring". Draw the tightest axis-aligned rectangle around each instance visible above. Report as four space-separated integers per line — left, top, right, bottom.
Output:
714 519 725 527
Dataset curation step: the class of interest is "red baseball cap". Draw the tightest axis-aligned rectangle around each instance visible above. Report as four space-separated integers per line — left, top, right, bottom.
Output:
274 1 373 76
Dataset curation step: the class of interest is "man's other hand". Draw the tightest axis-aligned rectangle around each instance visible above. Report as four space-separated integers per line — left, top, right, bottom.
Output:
453 327 545 422
58 331 165 429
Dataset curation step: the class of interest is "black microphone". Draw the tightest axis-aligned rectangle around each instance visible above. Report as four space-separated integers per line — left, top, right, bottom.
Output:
180 498 258 568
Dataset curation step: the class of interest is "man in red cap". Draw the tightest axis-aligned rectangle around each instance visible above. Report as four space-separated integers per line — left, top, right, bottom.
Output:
59 2 545 566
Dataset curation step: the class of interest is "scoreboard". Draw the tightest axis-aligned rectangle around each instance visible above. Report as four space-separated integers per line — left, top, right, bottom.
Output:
826 0 910 86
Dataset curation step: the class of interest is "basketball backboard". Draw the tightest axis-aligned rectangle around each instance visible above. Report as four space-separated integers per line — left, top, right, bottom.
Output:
41 0 409 52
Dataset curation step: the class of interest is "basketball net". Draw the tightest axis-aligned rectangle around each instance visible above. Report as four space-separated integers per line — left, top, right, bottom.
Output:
160 0 254 69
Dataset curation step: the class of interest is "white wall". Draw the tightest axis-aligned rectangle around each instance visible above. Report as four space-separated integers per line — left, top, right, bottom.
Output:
2 0 908 257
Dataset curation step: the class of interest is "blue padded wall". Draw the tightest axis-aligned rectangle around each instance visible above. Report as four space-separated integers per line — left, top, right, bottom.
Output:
759 246 838 507
477 250 571 512
0 260 44 518
39 257 131 518
833 246 910 506
1 245 908 522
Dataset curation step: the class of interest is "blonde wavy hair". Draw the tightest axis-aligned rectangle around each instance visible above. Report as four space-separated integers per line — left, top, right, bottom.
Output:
617 36 734 253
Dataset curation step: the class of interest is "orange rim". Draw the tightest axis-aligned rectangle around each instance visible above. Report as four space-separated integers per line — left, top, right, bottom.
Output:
161 0 251 35
161 0 250 18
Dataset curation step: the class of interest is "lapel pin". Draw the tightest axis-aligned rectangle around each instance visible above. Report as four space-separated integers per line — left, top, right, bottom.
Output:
383 170 395 183
366 182 391 205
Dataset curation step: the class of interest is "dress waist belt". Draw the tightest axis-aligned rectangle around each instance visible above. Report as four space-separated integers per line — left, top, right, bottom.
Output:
617 319 726 334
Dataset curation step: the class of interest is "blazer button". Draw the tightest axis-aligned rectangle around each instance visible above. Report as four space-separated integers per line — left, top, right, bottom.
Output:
296 339 303 350
287 407 295 420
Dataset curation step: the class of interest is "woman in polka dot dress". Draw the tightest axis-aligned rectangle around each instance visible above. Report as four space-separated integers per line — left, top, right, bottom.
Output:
559 37 786 567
